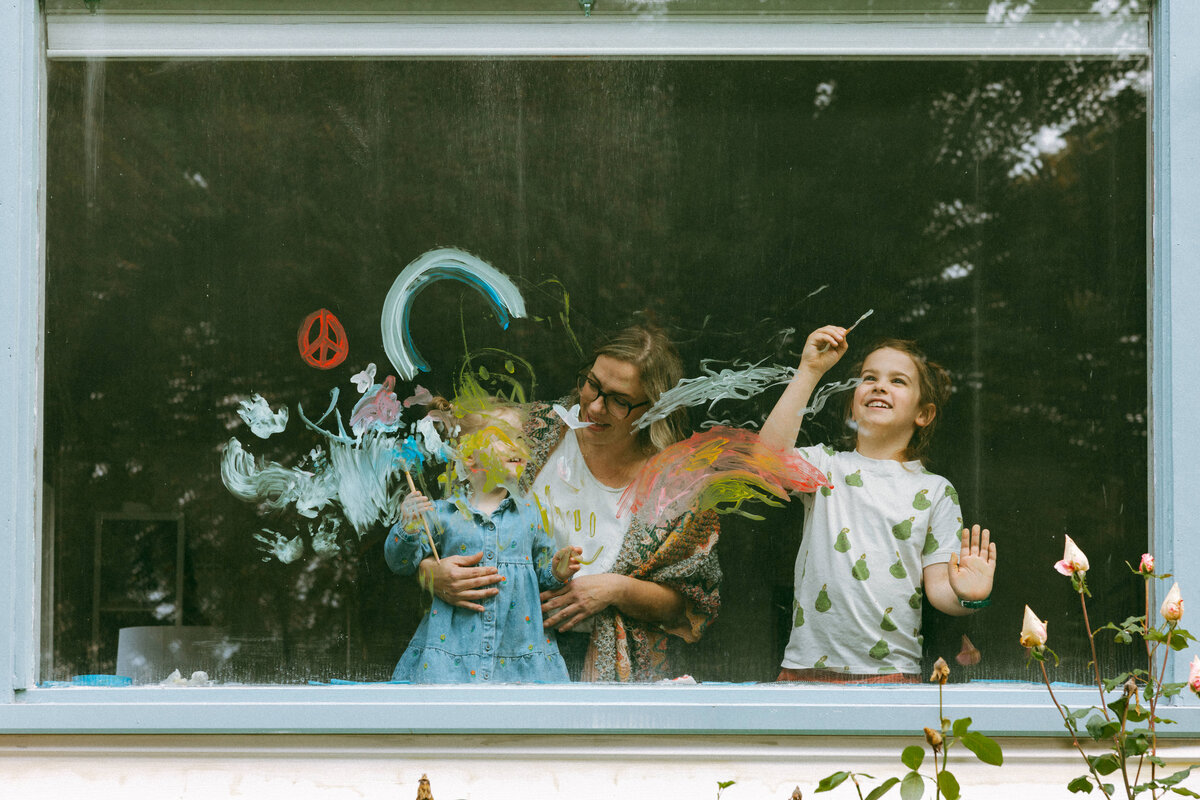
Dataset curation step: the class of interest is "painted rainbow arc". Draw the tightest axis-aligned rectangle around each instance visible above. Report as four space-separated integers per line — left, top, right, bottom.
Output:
381 248 528 380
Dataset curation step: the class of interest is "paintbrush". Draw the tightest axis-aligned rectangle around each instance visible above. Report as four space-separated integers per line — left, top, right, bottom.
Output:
817 308 874 353
404 470 440 562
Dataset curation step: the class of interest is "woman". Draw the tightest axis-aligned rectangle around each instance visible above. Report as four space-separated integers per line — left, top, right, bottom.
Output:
417 324 722 681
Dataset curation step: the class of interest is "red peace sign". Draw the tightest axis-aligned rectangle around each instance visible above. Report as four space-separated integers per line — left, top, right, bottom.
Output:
298 308 349 369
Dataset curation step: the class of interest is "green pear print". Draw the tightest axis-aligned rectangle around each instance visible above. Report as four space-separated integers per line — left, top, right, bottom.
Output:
945 485 959 505
834 528 851 553
880 607 897 632
889 552 907 579
793 602 805 628
823 444 835 456
820 472 834 496
814 655 828 669
815 584 832 612
908 587 924 609
868 639 891 661
845 469 864 487
922 528 938 556
851 554 870 581
892 517 914 540
913 489 931 510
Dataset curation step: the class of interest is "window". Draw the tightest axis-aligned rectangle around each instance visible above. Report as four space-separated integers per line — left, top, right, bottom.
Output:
4 0 1199 734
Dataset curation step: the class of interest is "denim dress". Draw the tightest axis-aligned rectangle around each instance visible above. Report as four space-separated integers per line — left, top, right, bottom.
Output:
385 493 570 683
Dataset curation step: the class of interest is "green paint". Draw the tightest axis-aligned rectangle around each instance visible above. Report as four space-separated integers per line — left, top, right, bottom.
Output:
793 603 805 628
881 607 897 632
845 469 863 487
913 488 931 510
922 529 938 556
823 444 836 456
908 587 924 610
820 473 833 497
834 528 851 553
868 639 891 660
816 584 832 612
889 552 907 579
851 554 870 581
945 485 959 505
892 517 914 540
814 655 828 669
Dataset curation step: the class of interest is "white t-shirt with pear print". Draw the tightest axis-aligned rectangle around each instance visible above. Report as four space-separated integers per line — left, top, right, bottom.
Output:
781 445 963 676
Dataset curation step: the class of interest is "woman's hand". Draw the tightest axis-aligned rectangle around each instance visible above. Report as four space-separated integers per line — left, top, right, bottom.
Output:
540 573 621 632
799 324 849 376
552 546 583 583
417 553 504 613
948 524 996 602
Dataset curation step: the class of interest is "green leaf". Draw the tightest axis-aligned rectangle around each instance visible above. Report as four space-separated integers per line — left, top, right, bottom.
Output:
1086 715 1121 741
952 717 972 737
1068 707 1093 720
865 777 901 800
1102 673 1132 692
1126 705 1151 723
1163 682 1186 698
900 745 925 771
1067 775 1094 794
1101 784 1115 796
900 771 924 800
1088 754 1121 776
937 770 961 800
959 731 1004 766
1170 788 1200 798
816 772 851 792
1161 766 1196 787
1126 732 1152 756
717 781 736 789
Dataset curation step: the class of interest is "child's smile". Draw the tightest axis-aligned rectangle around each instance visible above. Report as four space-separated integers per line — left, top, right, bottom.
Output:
852 347 934 441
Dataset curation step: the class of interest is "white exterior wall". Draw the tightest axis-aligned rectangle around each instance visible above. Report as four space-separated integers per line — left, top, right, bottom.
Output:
2 734 1198 799
3 2 1199 796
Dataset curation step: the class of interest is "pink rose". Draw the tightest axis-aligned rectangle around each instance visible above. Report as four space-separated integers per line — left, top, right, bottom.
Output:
1161 582 1184 623
1138 553 1154 575
1020 605 1048 648
1189 655 1200 696
1054 535 1089 576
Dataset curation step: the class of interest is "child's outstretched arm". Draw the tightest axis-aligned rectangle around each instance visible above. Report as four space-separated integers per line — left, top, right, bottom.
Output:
759 325 849 451
923 524 997 617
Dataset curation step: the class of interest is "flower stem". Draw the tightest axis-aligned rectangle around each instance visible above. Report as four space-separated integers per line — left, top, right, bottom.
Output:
1040 659 1113 800
1080 591 1110 720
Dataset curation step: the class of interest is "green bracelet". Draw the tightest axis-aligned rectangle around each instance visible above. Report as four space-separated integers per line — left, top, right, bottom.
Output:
959 597 991 609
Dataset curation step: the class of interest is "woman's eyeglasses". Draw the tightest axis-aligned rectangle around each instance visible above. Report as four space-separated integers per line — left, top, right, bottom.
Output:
576 372 651 420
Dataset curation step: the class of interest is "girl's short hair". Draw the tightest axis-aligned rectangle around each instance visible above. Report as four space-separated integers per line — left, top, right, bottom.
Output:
585 323 687 453
843 338 952 463
427 395 523 440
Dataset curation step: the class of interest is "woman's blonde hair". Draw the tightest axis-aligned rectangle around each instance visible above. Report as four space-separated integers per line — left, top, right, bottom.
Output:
586 323 687 453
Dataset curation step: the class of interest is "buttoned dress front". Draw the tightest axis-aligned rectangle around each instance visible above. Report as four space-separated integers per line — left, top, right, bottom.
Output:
385 493 570 683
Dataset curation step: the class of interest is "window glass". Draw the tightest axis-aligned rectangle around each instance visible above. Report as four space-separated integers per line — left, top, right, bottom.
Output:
43 54 1147 686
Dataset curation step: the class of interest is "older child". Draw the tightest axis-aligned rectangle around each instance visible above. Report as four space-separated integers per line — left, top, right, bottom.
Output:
386 400 580 683
760 326 996 681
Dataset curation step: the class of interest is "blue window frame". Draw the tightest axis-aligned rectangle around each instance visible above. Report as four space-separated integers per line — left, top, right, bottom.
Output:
2 1 1198 735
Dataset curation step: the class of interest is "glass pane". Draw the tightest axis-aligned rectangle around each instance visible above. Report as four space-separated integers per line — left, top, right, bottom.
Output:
44 55 1148 686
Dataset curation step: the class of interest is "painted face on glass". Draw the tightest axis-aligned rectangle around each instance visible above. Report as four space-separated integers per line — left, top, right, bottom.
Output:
576 355 650 445
462 408 528 486
851 347 935 439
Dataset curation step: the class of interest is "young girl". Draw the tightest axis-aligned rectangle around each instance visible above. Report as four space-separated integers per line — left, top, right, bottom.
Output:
386 399 581 683
760 326 997 681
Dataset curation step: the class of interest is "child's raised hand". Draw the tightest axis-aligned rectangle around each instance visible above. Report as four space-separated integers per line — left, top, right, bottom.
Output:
400 491 434 528
552 546 582 583
948 524 996 602
799 325 849 376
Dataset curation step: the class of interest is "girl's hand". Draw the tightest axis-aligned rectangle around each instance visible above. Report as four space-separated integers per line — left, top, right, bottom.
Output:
551 546 582 583
948 524 997 602
799 325 849 376
400 491 435 529
540 573 620 632
417 553 504 612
